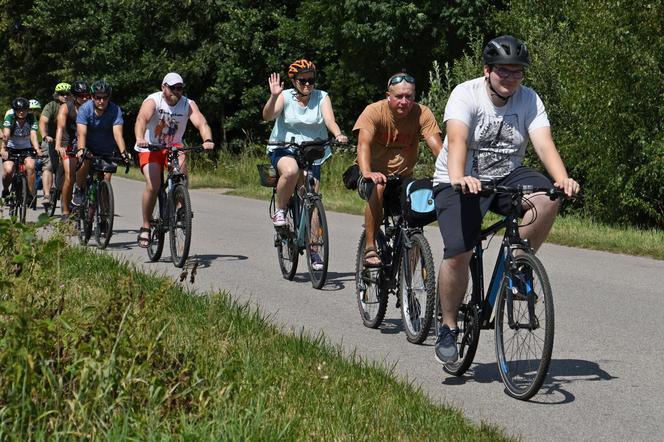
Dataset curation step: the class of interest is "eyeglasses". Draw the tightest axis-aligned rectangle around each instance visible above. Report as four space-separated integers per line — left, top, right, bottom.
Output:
296 77 315 85
388 74 416 87
492 67 524 79
168 84 185 91
59 93 71 97
93 95 109 101
75 94 91 100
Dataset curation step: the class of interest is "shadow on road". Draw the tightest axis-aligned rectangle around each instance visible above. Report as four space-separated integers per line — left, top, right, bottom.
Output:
441 358 616 404
190 254 249 268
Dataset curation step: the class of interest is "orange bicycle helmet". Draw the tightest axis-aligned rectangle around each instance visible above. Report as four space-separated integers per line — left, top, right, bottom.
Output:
288 59 316 78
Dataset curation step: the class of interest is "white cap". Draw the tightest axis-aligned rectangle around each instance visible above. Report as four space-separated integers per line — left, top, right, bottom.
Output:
162 72 184 86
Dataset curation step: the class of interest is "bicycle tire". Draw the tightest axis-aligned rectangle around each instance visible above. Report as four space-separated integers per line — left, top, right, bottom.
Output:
399 232 436 344
47 163 64 217
305 198 329 289
47 185 59 217
169 184 192 268
95 180 114 249
355 230 388 329
495 252 554 400
18 175 28 224
276 197 299 280
78 201 93 245
442 263 481 375
147 190 166 262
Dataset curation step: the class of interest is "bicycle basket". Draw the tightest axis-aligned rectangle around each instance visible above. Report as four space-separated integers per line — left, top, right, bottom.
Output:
257 163 278 187
91 157 118 173
300 143 327 163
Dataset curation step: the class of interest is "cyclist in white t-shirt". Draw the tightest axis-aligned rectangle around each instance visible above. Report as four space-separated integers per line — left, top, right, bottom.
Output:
134 72 214 248
432 35 581 364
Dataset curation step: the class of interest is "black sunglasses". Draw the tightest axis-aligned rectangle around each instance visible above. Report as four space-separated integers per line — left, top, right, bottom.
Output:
296 77 315 85
168 84 185 91
388 74 416 87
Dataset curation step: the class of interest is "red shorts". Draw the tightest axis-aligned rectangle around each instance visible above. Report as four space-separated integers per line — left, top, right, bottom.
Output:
138 151 168 169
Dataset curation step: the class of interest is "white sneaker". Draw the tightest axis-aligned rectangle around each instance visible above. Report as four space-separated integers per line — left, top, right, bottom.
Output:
271 209 287 227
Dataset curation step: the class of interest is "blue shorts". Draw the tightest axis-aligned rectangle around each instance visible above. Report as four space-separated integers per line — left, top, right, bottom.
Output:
434 166 553 259
268 149 321 181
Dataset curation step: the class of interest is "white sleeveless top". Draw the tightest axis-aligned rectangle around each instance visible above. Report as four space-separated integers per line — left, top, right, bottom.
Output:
134 91 191 152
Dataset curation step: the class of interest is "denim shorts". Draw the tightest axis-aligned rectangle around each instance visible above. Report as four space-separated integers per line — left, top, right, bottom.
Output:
434 166 553 259
268 149 321 181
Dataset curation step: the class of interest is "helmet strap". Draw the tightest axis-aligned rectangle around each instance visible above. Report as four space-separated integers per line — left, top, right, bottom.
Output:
485 77 509 103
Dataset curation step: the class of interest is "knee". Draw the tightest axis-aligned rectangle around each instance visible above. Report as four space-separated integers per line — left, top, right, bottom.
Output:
279 165 299 180
443 251 473 271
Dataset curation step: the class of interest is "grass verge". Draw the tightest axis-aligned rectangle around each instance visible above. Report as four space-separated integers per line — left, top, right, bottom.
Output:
0 218 509 440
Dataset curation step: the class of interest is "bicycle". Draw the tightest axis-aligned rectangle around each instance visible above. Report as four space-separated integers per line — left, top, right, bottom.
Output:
43 144 65 217
75 151 129 249
261 139 332 289
144 144 205 268
439 182 573 400
354 176 437 344
4 150 35 224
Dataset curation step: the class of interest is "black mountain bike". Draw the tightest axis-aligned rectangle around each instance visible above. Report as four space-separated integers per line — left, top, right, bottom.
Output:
76 151 129 249
440 182 573 400
5 150 35 224
45 148 65 217
265 139 331 289
355 176 437 344
145 144 205 268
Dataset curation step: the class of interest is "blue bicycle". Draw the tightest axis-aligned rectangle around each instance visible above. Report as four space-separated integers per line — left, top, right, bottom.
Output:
440 182 571 400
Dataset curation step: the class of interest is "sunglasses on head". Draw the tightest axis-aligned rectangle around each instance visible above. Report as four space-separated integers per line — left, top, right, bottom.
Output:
296 77 315 85
388 74 416 87
168 84 185 91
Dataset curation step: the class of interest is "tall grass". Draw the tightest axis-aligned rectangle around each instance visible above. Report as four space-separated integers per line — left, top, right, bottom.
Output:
0 218 509 440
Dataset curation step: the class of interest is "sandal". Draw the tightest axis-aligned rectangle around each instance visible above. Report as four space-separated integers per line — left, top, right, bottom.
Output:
364 246 382 268
137 227 151 248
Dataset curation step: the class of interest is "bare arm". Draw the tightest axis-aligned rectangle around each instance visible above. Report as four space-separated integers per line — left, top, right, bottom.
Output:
1 127 8 158
112 124 127 154
188 101 214 149
76 123 87 157
357 128 385 184
262 73 284 121
530 126 580 196
39 114 51 141
423 133 443 159
134 98 156 147
320 96 347 142
447 119 481 193
30 130 42 155
55 104 67 155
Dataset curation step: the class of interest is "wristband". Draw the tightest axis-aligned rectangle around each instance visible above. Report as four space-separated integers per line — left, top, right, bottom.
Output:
204 139 213 143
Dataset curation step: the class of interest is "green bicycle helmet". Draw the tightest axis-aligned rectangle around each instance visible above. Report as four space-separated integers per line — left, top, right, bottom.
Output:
54 82 71 93
29 99 42 110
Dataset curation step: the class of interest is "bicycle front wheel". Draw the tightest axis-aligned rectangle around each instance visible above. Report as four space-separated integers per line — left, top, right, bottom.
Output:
355 230 388 329
276 198 299 280
147 190 166 262
78 202 93 246
305 198 329 289
399 232 436 344
15 176 28 223
47 184 59 217
169 184 192 268
95 180 114 249
495 252 554 400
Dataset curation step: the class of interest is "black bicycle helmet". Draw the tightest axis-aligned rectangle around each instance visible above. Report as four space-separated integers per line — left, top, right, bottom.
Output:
482 35 529 67
72 80 90 95
90 79 112 95
11 97 29 111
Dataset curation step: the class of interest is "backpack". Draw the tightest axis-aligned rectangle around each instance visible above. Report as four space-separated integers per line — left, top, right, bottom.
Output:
401 178 436 227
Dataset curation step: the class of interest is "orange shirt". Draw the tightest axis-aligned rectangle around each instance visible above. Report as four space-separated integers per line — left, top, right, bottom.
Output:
352 99 441 176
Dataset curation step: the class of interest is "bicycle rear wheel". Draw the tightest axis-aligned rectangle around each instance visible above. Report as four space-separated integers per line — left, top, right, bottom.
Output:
276 197 299 280
399 232 436 344
169 184 192 268
305 198 329 289
95 180 114 249
147 190 166 262
355 230 388 328
78 201 93 245
48 163 64 217
442 262 481 376
495 252 554 400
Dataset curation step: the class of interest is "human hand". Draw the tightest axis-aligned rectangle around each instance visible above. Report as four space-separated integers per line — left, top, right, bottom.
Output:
202 140 214 150
268 73 283 97
136 138 149 148
335 134 348 143
55 146 66 158
451 176 482 194
555 177 581 197
363 171 387 185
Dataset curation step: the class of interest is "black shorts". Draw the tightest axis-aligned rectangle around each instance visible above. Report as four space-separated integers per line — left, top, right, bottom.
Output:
434 167 553 259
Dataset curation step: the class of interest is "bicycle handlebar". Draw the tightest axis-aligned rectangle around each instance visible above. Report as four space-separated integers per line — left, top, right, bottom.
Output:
266 138 346 149
75 150 131 174
144 144 207 154
453 181 581 200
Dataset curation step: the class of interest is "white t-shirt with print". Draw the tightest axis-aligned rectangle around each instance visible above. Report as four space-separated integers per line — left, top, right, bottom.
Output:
433 76 550 185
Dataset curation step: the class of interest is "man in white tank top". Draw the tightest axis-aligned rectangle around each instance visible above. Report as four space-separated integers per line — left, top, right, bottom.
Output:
134 72 214 248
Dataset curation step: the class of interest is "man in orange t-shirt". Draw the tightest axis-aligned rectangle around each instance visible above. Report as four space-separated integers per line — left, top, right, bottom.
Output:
352 72 443 267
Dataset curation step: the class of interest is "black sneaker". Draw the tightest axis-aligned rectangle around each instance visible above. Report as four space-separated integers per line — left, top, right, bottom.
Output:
435 324 459 364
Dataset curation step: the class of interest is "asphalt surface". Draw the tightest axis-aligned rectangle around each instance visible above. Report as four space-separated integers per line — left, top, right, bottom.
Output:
26 176 664 441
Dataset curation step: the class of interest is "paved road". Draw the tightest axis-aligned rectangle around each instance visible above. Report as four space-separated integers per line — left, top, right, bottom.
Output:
32 177 664 441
